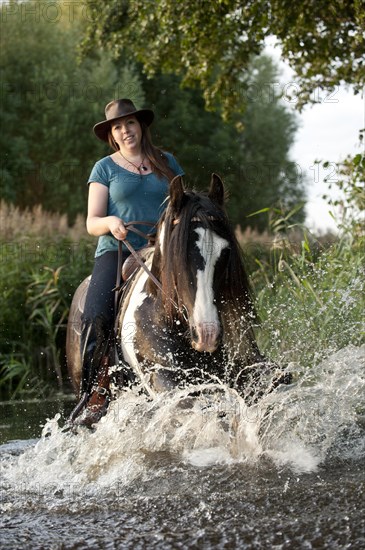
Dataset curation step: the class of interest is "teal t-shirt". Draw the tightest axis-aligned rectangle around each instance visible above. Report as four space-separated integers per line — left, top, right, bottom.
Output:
88 152 184 257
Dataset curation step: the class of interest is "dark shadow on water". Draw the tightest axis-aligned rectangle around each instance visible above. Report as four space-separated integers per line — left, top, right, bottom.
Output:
0 395 76 444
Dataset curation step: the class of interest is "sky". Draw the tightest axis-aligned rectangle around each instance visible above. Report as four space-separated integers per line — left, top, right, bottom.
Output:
265 41 364 234
290 88 363 233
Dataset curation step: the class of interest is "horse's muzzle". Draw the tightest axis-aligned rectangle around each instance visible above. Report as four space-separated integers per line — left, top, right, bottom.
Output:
191 322 220 353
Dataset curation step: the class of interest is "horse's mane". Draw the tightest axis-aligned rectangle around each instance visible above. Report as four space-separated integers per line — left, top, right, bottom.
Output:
148 189 256 325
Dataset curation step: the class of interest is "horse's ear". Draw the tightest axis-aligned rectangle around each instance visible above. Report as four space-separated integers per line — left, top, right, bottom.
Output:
208 173 225 207
169 175 185 213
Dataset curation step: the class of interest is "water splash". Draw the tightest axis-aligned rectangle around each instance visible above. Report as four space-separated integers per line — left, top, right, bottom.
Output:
1 345 364 498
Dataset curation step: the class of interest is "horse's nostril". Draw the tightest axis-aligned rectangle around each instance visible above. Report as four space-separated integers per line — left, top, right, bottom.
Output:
191 325 199 341
190 322 220 353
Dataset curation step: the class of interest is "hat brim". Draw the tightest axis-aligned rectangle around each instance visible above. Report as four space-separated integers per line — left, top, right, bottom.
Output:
93 109 154 142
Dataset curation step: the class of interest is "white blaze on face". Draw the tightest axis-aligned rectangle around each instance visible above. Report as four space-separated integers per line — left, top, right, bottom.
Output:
158 221 166 256
192 227 229 352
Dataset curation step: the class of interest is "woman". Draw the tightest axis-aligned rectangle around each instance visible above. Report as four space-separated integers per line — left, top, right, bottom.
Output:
77 98 184 426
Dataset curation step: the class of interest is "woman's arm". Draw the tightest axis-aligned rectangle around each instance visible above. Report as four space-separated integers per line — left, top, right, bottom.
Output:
86 182 128 240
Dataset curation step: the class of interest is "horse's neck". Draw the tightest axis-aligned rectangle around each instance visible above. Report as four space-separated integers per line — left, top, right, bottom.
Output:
145 244 163 296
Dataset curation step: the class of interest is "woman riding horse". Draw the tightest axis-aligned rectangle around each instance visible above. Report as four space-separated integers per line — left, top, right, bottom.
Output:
76 98 184 426
68 164 291 427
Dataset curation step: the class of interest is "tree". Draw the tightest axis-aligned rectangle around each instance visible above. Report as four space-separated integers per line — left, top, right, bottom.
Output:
0 0 305 230
80 0 365 118
142 55 305 230
226 55 305 229
0 0 146 220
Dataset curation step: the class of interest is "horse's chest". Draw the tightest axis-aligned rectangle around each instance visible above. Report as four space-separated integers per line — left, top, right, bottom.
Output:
134 297 185 361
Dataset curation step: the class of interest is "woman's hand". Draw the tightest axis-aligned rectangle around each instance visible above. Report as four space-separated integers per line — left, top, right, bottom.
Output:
108 216 128 240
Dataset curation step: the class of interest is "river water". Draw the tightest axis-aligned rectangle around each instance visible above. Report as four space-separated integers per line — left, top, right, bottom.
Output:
1 344 364 549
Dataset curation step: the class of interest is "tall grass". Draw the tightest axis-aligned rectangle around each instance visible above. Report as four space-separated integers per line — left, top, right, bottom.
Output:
244 205 364 369
0 201 87 240
252 146 365 368
0 203 94 399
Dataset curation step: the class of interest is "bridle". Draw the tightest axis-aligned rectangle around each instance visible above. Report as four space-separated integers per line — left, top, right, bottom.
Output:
172 215 217 225
117 215 220 322
119 221 162 293
117 221 188 321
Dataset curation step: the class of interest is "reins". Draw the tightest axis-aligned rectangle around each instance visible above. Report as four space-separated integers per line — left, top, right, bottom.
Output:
118 216 219 320
116 221 187 322
117 221 161 294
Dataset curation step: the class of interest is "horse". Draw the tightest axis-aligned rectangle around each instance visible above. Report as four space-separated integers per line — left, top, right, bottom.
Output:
66 174 288 418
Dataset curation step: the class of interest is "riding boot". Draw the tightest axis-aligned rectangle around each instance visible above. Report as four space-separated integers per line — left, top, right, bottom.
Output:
67 342 94 424
72 316 113 427
74 355 111 428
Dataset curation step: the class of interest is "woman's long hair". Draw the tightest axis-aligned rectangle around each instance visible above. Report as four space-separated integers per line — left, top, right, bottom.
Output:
107 119 176 182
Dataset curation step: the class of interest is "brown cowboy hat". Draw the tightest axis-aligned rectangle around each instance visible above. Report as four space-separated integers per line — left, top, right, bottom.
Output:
93 98 154 142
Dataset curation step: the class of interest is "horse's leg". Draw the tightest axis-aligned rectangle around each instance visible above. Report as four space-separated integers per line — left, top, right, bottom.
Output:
118 291 182 394
232 352 293 403
217 302 293 401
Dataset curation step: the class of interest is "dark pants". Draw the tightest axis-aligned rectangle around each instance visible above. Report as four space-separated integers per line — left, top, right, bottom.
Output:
80 249 129 393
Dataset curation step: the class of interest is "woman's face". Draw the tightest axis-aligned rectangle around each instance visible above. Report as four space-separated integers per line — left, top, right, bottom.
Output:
111 115 142 152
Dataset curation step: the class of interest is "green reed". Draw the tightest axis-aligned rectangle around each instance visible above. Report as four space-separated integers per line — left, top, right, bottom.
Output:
0 235 94 400
250 206 364 368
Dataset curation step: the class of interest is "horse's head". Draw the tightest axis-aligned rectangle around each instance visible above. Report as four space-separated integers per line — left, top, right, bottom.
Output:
150 173 253 354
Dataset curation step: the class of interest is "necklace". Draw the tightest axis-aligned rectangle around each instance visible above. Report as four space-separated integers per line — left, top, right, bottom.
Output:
119 151 149 173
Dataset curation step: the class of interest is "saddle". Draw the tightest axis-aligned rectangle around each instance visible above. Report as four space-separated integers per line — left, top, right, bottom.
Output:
121 245 155 282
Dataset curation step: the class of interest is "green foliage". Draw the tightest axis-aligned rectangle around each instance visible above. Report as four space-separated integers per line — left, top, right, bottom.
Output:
255 236 364 367
0 0 145 221
0 235 94 400
80 0 364 117
225 56 306 229
0 0 305 231
0 355 44 401
270 0 364 109
27 266 69 390
250 203 364 369
322 129 365 235
144 56 305 230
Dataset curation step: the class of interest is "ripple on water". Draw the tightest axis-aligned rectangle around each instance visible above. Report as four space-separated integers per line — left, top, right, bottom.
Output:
0 345 364 548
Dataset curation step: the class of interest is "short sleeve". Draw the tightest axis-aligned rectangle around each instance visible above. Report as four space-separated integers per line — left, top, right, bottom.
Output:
87 159 109 187
166 153 184 177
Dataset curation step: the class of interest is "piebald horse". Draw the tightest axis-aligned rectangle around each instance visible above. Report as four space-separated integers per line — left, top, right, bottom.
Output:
67 174 286 412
